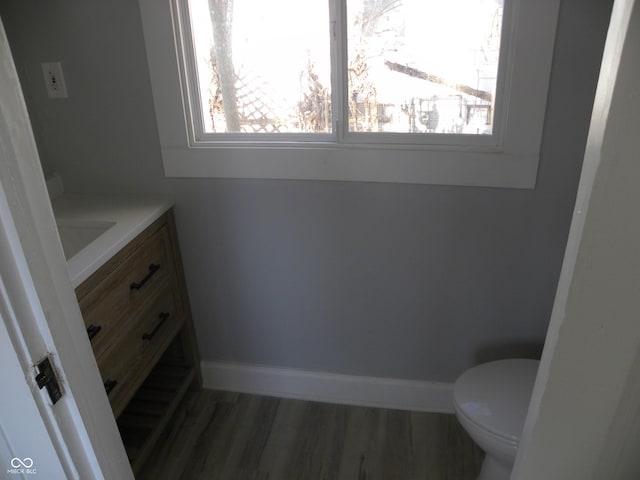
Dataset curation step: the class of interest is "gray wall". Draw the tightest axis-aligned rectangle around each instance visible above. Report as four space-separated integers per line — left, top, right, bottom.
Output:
0 0 612 382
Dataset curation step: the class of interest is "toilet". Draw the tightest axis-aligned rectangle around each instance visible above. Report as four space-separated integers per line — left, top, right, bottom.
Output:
453 359 539 480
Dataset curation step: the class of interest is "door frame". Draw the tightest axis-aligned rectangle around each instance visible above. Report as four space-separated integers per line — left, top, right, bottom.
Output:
513 0 640 477
0 19 133 480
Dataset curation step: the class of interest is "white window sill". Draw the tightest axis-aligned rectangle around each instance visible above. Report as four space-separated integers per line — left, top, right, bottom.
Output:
160 145 539 188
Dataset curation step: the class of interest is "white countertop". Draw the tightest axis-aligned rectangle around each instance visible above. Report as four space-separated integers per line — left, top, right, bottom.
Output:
51 193 174 288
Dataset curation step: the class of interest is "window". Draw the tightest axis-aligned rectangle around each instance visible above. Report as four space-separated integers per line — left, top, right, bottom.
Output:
186 0 502 140
188 0 332 136
139 0 560 186
346 0 502 137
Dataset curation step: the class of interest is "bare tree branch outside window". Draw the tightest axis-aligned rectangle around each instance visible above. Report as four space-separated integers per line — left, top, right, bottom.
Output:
209 0 240 131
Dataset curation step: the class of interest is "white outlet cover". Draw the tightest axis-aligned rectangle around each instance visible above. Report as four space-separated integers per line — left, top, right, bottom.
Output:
41 62 68 99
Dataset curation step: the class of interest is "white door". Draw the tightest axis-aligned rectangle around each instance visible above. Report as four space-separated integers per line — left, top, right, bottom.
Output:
0 18 133 480
0 278 67 479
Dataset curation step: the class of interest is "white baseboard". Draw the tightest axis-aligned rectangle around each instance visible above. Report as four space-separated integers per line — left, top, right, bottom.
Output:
201 361 455 414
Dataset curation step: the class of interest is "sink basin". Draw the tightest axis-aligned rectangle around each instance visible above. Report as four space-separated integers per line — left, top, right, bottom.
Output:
51 193 173 287
56 219 116 260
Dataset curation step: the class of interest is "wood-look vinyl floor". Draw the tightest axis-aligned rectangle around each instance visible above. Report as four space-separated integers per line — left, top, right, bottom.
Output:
138 389 483 480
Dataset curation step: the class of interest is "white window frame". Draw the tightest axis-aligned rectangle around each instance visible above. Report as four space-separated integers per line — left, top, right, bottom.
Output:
138 0 560 188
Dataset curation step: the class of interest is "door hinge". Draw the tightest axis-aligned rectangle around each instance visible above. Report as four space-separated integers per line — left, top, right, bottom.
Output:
35 355 63 404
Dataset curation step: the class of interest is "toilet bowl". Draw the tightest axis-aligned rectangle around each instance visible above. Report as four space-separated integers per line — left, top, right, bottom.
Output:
453 359 539 480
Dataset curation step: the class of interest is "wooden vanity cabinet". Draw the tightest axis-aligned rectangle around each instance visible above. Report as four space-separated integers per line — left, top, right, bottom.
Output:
74 208 201 475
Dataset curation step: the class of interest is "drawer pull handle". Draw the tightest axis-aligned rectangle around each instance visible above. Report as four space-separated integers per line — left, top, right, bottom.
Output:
86 324 102 341
104 379 117 395
130 263 160 290
142 312 170 341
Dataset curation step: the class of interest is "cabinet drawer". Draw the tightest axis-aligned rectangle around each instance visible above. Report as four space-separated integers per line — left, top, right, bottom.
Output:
78 225 174 360
98 288 183 418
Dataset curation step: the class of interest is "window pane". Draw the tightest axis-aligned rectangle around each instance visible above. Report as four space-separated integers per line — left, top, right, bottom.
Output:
189 0 331 133
347 0 503 134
